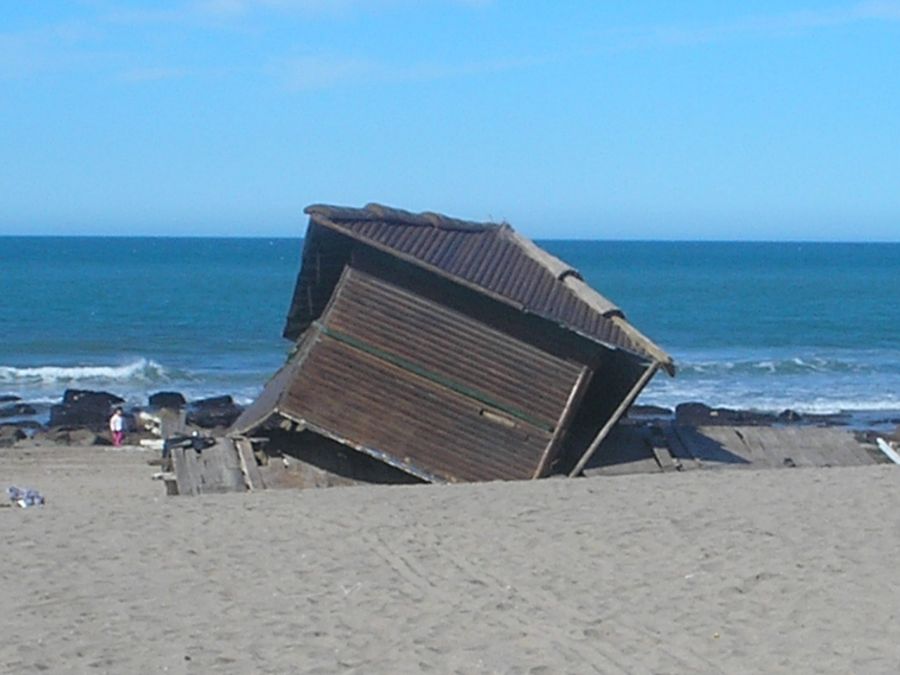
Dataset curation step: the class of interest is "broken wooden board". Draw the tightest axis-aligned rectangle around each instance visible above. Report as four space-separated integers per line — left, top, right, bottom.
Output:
675 426 878 469
876 437 900 465
171 438 245 496
652 444 679 472
583 423 881 478
234 437 265 490
582 424 664 476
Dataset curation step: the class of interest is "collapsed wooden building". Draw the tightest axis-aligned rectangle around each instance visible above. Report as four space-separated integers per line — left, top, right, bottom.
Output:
230 203 675 485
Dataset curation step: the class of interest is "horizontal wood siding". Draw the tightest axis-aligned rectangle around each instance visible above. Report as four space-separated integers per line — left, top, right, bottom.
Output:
324 266 582 429
283 335 550 481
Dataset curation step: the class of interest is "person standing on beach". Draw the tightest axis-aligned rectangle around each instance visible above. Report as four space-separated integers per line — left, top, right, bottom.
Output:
109 407 126 447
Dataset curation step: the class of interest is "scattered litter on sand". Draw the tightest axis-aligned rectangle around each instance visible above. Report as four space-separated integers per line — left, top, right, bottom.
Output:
6 485 45 508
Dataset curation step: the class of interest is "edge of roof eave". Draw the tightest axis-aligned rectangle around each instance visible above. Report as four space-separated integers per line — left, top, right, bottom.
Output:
506 229 674 373
607 315 676 375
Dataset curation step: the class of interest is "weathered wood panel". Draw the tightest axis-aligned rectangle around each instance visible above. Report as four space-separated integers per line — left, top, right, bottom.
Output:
676 426 876 469
325 265 583 428
583 424 879 478
283 334 553 482
171 439 245 496
234 437 265 490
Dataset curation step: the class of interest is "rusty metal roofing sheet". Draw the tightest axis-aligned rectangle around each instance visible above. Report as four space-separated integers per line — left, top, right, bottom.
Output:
299 203 673 370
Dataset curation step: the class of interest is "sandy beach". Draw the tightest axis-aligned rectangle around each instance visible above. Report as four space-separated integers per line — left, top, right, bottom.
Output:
2 444 900 674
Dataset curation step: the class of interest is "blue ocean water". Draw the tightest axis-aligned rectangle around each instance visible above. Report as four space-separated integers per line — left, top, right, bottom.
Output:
2 237 898 417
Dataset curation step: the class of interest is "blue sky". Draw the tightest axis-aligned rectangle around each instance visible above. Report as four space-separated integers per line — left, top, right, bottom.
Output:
2 1 899 240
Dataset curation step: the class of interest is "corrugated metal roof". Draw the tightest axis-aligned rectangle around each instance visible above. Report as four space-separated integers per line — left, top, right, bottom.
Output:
295 203 673 371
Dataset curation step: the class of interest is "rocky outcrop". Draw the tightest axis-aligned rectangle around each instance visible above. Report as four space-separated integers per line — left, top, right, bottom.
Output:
0 424 27 447
0 403 37 418
148 391 187 409
186 395 243 429
629 405 674 418
49 389 125 430
890 425 900 443
675 402 777 427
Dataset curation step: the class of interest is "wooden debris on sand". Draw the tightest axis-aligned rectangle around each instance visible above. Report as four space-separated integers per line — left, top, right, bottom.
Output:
583 423 884 477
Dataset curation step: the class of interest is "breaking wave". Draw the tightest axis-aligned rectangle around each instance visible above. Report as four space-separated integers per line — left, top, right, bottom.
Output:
0 359 172 386
678 354 900 377
641 349 900 415
0 357 267 409
641 382 900 415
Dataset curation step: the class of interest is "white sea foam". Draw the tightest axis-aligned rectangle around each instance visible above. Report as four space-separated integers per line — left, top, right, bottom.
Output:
0 358 170 385
640 377 900 415
678 354 897 376
0 358 265 415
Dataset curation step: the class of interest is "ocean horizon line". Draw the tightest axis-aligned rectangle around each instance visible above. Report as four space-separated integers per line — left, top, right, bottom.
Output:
2 233 900 245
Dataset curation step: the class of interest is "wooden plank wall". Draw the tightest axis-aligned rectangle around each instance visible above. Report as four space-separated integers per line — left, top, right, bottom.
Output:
171 439 246 496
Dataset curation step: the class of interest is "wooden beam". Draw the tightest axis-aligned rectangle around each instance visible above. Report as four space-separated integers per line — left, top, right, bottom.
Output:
569 361 660 477
877 437 900 465
532 366 593 479
235 437 265 490
664 423 702 470
652 444 678 472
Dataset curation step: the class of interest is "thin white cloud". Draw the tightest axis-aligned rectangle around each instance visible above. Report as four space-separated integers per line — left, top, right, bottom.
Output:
278 52 540 90
190 0 489 19
0 20 103 79
605 1 900 49
101 6 191 25
280 55 377 89
1 0 504 85
119 66 192 82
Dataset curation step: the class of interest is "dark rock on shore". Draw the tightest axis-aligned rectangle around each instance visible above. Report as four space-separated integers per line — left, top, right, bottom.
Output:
0 394 21 403
0 403 37 418
149 391 187 409
187 395 243 429
9 420 44 431
675 402 777 427
779 409 851 426
0 425 27 447
866 417 900 429
62 389 125 407
629 405 674 418
49 389 125 430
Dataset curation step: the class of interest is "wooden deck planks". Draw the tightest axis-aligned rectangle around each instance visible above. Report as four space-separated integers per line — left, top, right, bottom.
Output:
680 426 876 469
582 423 879 479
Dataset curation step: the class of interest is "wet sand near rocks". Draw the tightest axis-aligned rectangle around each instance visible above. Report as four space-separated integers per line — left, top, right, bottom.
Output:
3 444 900 674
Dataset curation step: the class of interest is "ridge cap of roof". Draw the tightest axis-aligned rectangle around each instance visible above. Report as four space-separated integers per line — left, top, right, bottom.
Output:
305 202 499 233
503 229 675 372
503 229 621 316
